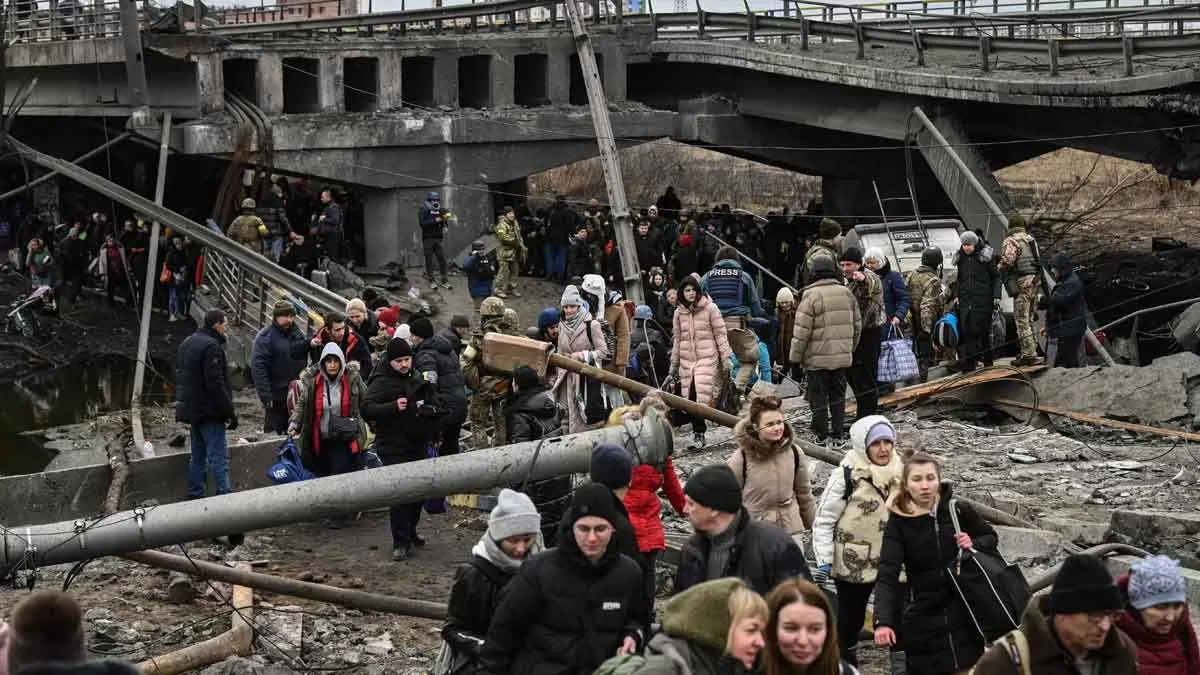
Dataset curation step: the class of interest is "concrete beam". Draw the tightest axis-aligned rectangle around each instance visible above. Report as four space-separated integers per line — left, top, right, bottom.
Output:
378 51 403 111
319 53 344 114
196 53 225 114
602 47 627 103
492 51 516 109
258 53 284 115
434 52 459 108
993 525 1065 562
6 37 124 68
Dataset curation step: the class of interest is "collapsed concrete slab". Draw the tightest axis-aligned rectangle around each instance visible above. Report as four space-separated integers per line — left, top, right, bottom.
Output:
994 525 1065 562
1108 509 1200 560
1032 352 1200 429
1036 516 1109 547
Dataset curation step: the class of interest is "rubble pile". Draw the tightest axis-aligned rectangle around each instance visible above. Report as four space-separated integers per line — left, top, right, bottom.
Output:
1032 352 1200 429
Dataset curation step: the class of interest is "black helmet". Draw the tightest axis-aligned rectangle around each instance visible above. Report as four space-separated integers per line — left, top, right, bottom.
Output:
921 247 943 269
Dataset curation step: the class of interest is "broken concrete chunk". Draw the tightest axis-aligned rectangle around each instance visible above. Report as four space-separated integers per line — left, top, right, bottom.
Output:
364 632 394 657
1108 509 1200 559
1036 516 1108 546
1034 352 1200 428
994 525 1065 561
1008 453 1039 464
258 605 304 664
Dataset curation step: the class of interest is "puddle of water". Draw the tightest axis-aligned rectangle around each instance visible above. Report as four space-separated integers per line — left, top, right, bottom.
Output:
0 355 172 476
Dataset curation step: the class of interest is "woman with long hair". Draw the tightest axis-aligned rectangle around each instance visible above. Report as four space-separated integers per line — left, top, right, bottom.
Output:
551 284 609 434
635 578 768 675
873 451 998 675
764 579 857 675
728 395 816 544
668 275 733 450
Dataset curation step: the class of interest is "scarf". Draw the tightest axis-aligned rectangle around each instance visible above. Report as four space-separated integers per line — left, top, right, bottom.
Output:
1116 581 1200 675
472 532 544 573
312 371 358 455
562 308 587 334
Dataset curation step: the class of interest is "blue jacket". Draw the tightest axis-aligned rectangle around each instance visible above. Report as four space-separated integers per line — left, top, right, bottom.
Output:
877 263 911 323
251 322 308 403
419 200 443 240
175 327 235 424
732 339 772 388
700 259 763 318
462 252 495 299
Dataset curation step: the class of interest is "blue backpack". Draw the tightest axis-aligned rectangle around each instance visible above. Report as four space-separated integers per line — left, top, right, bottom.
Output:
267 438 315 485
933 311 960 350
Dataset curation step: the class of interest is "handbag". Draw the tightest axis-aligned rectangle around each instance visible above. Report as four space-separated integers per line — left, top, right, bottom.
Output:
159 264 171 284
327 413 359 441
945 499 1031 642
713 367 740 415
877 325 919 383
266 438 315 485
990 309 1007 351
423 443 449 515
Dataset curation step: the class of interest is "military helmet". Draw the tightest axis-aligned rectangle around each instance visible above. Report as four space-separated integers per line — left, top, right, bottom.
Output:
921 247 944 269
241 197 256 210
480 296 506 317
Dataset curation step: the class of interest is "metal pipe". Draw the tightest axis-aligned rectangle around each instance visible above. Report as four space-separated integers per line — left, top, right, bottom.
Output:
1027 543 1150 592
131 112 171 458
0 408 672 567
0 132 132 202
1094 296 1200 334
124 550 448 620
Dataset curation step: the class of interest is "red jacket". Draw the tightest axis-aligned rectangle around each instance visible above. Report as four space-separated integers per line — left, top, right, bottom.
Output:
623 457 686 553
1117 573 1200 675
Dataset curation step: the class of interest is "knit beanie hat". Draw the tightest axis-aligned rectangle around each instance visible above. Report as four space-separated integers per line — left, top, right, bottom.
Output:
634 305 653 321
513 364 541 391
411 317 435 340
820 218 841 239
488 489 542 542
589 443 633 489
386 337 413 360
450 314 471 329
6 591 87 672
960 231 980 246
810 255 839 281
537 307 561 331
661 578 744 652
840 247 863 265
1128 555 1187 610
566 482 620 528
865 422 895 448
685 464 743 514
1049 554 1122 615
561 285 583 308
377 306 400 328
775 287 794 305
346 297 368 317
272 299 296 318
394 324 412 341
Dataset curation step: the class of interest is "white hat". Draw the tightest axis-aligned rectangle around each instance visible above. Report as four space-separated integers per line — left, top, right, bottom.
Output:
488 489 541 541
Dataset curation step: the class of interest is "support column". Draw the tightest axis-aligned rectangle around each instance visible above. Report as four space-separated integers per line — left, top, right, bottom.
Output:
319 54 344 113
433 52 459 107
547 44 570 105
602 49 626 102
362 183 494 269
491 52 515 109
257 53 283 115
377 51 402 111
195 53 224 115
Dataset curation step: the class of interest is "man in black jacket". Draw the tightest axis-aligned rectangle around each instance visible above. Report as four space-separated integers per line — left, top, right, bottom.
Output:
506 365 567 544
410 317 468 456
175 310 238 500
478 483 647 675
673 464 811 596
544 195 577 282
361 338 438 560
1046 252 1087 368
251 300 309 434
953 231 1001 372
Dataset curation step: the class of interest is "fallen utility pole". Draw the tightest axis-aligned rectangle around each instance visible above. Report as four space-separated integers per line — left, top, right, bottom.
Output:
0 132 133 202
138 563 254 675
132 112 172 459
124 550 448 620
561 0 643 306
483 335 1038 529
0 408 672 567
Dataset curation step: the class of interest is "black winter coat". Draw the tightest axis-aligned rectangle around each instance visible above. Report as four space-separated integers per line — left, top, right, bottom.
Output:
443 555 515 674
361 364 437 460
477 536 647 675
414 333 468 424
672 509 811 597
1047 255 1087 338
175 327 235 424
547 204 579 246
350 313 379 343
670 246 700 282
954 248 1000 313
438 327 467 355
506 386 559 443
251 322 308 404
631 320 670 386
566 236 594 278
874 485 998 675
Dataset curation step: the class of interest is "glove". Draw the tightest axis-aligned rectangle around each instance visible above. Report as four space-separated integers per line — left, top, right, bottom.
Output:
662 373 678 393
227 415 239 432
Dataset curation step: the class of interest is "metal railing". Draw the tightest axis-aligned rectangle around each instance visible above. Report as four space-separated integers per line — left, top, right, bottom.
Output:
5 0 124 43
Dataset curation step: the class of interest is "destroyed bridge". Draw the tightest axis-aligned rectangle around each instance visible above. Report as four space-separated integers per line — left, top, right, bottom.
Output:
7 0 1200 263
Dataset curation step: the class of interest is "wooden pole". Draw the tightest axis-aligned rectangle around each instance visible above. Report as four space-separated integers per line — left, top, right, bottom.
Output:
138 563 254 675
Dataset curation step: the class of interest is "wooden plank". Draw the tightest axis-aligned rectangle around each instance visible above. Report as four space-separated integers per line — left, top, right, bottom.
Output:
847 365 1047 415
993 398 1200 443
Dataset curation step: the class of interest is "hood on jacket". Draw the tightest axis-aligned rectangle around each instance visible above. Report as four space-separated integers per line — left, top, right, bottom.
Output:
660 577 744 653
318 342 346 379
512 386 558 418
417 331 455 355
1050 251 1074 276
712 258 743 272
850 415 896 455
581 274 607 317
733 416 795 461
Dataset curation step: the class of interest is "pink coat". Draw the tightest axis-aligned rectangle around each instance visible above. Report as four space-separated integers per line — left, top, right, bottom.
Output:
552 312 610 433
671 295 732 406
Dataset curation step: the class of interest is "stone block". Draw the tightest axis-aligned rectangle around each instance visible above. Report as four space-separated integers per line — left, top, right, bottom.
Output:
256 605 304 664
994 525 1064 561
1109 509 1200 558
1036 516 1108 546
1033 352 1200 427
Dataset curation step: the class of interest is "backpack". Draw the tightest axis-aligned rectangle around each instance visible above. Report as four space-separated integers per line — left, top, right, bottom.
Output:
970 629 1031 675
585 319 617 365
933 312 960 350
472 251 496 280
266 438 315 484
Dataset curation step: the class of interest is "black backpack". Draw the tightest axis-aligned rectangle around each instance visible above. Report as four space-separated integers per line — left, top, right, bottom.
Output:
473 252 496 280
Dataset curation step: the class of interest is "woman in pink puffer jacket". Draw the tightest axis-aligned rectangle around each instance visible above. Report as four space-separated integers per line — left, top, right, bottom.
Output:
669 275 732 449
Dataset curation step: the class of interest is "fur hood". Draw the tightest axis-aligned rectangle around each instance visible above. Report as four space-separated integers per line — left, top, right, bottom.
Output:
734 416 797 461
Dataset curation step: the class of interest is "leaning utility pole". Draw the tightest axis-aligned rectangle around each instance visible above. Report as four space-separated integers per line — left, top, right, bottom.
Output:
561 0 644 305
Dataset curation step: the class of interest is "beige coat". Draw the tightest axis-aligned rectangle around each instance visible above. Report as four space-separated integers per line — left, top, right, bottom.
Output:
790 278 862 371
552 312 610 434
602 302 631 373
671 295 732 406
727 419 816 536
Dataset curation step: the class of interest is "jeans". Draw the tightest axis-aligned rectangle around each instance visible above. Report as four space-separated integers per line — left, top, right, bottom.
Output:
806 369 847 440
266 237 284 263
382 453 422 548
423 238 448 282
168 285 189 318
543 243 567 281
187 421 231 498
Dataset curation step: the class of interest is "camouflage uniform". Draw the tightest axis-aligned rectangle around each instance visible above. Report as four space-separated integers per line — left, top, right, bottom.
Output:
904 264 944 381
493 212 525 298
802 239 839 286
227 205 266 252
463 296 516 449
999 227 1041 363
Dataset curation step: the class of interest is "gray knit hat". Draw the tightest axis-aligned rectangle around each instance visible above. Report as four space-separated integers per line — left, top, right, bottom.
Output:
960 231 980 246
1128 555 1187 610
561 285 583 308
488 489 542 541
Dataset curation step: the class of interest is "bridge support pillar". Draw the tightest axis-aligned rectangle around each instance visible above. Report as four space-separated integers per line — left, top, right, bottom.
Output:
362 183 495 269
378 52 403 111
601 48 626 102
547 44 571 105
196 53 224 114
319 54 344 114
434 53 459 108
491 53 515 109
257 54 284 115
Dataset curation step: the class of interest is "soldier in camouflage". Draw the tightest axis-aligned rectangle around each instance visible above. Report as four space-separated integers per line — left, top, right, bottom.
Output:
801 218 843 286
841 247 885 419
998 218 1043 367
493 206 526 299
903 247 946 382
463 296 518 449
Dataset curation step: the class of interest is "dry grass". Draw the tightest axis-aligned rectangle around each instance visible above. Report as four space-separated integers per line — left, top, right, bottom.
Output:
530 141 821 214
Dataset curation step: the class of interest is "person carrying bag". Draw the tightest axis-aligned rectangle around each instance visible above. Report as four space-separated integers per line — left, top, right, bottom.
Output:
946 498 1032 643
